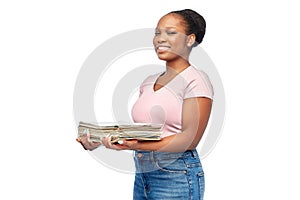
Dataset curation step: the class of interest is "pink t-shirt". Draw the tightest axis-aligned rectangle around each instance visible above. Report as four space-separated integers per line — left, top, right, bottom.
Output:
131 65 214 138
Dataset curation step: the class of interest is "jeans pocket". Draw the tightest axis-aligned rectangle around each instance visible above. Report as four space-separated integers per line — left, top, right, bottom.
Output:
197 171 205 200
155 158 187 174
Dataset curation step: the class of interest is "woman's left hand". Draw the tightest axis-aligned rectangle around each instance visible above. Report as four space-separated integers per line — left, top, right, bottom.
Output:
102 136 138 150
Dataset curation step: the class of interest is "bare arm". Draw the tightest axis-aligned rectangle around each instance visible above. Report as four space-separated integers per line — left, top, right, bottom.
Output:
103 97 212 152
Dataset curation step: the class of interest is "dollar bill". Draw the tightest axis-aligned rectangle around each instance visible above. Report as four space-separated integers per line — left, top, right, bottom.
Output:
77 121 163 143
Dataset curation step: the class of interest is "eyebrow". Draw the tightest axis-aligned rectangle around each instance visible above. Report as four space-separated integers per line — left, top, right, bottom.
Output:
155 27 177 30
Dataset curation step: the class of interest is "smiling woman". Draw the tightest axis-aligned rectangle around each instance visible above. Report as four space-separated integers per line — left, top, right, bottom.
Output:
78 9 213 200
153 14 194 64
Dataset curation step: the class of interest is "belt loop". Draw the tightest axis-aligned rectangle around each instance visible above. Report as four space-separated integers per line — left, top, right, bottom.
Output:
190 149 196 158
150 151 155 162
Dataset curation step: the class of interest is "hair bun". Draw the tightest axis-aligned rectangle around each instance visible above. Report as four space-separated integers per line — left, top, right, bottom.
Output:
170 9 206 47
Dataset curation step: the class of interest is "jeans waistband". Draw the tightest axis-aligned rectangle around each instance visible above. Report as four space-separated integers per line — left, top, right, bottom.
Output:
134 149 198 160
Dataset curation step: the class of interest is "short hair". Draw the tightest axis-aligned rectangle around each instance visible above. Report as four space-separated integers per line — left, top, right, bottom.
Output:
169 9 206 47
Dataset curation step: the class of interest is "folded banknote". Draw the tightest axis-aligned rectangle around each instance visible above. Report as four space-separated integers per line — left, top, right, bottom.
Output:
77 121 163 143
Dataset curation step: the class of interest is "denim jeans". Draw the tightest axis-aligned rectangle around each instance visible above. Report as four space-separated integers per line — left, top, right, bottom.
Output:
133 149 205 200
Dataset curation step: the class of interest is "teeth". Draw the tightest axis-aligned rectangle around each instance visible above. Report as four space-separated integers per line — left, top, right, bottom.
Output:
157 46 169 50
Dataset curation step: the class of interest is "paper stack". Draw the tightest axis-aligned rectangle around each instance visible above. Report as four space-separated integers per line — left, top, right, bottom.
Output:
77 121 163 143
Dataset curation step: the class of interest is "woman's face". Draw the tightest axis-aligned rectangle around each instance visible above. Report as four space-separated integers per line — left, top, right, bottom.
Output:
153 14 192 62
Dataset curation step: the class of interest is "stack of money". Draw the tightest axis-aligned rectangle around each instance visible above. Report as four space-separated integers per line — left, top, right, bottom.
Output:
77 121 163 143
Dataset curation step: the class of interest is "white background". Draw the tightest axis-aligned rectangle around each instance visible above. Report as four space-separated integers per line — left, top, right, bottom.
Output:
1 0 299 199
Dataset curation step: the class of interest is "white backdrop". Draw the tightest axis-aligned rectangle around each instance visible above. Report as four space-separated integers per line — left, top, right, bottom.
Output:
1 1 299 199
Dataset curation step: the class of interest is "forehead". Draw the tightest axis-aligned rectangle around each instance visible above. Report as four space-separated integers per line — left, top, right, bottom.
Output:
156 13 186 30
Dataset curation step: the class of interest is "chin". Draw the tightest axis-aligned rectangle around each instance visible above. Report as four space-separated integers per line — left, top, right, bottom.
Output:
157 52 176 61
157 55 168 61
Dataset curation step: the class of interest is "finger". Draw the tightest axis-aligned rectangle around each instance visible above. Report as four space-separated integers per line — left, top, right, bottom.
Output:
80 138 89 146
90 141 101 147
77 134 96 150
106 136 113 148
102 136 110 148
77 139 88 150
79 134 88 142
105 136 122 150
117 140 124 145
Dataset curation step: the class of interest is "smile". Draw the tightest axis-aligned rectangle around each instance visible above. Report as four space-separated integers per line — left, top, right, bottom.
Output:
156 45 171 52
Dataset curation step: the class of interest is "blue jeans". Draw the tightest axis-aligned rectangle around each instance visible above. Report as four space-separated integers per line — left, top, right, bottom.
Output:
133 149 205 200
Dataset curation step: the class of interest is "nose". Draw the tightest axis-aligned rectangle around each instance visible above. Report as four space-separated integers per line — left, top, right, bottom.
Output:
157 36 166 43
156 33 166 43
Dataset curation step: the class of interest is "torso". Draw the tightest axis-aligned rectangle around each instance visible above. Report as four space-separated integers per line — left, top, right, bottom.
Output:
131 65 213 138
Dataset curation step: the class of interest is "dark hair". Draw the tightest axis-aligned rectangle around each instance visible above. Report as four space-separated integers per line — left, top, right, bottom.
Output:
169 9 206 47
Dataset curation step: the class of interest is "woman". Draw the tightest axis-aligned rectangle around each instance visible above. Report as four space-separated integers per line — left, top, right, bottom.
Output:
78 9 213 200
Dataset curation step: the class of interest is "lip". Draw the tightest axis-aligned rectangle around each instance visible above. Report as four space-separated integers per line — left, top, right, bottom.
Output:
155 45 171 53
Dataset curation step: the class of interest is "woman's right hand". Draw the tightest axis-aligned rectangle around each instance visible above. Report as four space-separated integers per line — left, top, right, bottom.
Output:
76 134 101 151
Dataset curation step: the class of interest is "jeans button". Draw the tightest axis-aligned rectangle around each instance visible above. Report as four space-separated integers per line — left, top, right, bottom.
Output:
137 153 143 158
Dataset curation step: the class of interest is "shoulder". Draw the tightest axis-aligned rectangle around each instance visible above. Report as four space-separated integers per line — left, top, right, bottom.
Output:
183 66 214 99
184 66 210 81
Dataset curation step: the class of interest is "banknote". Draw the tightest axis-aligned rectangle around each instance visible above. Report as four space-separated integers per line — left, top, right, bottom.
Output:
77 121 163 143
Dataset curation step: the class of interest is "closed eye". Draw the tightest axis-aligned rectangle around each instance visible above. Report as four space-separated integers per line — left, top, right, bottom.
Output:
154 32 161 36
167 31 177 35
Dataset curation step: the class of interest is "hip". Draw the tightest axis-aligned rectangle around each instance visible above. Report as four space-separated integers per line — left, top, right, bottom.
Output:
133 149 203 174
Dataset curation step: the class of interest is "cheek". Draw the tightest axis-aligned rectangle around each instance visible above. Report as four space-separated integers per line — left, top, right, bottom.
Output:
170 35 186 45
153 36 158 45
171 40 187 52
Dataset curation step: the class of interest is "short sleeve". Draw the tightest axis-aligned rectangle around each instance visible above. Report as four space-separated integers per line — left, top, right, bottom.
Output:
183 70 214 99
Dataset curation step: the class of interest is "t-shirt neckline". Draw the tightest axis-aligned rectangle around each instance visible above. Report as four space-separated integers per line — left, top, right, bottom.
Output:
152 65 192 93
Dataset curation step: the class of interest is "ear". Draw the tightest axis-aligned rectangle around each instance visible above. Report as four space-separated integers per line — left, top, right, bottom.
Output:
186 34 196 47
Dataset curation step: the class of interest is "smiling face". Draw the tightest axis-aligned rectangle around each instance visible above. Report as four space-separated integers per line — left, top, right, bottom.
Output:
153 13 195 62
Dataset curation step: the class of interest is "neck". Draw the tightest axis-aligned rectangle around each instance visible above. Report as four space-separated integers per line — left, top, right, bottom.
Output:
165 57 190 75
